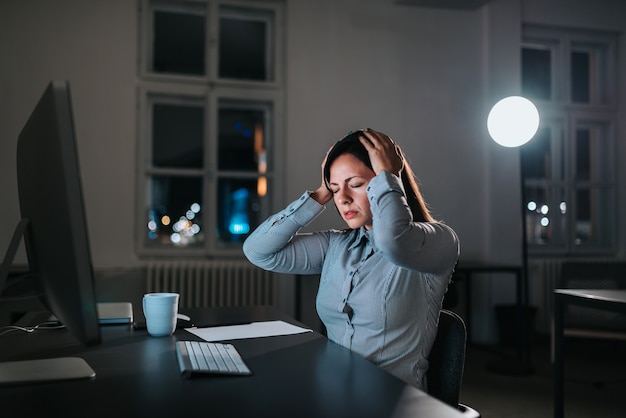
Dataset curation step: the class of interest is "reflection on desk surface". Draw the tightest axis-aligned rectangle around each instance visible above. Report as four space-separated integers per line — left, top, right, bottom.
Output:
555 289 626 303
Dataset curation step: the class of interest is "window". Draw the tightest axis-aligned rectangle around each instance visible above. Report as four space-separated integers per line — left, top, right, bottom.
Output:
137 0 284 256
521 25 617 254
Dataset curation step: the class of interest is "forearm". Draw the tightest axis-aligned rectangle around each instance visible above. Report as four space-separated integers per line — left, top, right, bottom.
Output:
243 191 327 272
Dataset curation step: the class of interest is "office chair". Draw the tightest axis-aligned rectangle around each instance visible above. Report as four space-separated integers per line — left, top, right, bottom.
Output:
427 309 480 417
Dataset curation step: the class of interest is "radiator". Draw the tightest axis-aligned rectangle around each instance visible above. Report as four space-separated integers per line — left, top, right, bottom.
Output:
146 260 277 308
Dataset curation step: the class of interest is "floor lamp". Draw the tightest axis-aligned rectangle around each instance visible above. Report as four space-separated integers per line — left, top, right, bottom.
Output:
486 96 540 375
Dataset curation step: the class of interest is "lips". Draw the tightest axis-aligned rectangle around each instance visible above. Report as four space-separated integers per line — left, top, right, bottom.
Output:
343 210 358 219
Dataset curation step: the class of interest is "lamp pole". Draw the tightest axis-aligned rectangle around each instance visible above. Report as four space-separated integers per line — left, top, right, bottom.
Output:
486 96 539 375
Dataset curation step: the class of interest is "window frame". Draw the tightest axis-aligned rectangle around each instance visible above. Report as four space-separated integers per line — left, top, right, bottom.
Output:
522 24 618 256
139 0 284 87
136 0 285 257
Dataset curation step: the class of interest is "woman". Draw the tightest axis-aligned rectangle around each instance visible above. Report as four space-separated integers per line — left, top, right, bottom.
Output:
243 129 459 390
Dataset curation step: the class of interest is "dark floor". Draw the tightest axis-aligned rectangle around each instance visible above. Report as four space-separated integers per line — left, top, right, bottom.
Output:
460 337 626 418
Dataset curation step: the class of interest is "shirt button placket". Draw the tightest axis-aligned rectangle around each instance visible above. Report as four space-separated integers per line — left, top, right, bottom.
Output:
340 270 355 346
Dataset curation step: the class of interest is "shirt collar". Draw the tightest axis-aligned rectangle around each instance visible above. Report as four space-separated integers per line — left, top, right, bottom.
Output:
348 227 371 251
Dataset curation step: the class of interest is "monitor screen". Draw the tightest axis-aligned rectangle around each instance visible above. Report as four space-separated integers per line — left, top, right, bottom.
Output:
13 81 100 345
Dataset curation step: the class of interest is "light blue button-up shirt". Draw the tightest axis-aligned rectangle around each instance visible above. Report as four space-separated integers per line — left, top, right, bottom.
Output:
243 171 459 389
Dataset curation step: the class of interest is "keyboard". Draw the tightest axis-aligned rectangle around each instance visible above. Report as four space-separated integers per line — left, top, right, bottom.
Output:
175 341 252 378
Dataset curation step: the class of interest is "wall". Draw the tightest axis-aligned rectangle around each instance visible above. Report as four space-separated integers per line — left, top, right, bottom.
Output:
0 0 488 267
0 0 138 267
1 0 625 341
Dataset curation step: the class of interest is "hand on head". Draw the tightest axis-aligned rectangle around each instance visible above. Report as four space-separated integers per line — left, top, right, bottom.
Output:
311 129 404 206
310 144 335 205
358 129 404 177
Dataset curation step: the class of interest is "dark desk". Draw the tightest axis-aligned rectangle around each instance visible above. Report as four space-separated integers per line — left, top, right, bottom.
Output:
0 306 464 418
453 263 523 344
554 289 626 418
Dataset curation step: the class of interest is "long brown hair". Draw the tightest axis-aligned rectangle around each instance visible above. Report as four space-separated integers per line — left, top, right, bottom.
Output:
323 130 435 223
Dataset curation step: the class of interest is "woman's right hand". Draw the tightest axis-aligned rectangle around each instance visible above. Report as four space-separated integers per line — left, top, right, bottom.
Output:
311 145 334 205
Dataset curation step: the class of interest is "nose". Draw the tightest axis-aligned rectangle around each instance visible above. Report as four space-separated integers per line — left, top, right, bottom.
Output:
335 189 352 205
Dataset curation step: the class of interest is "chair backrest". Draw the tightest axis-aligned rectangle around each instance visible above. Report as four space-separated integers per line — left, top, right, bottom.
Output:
427 309 466 408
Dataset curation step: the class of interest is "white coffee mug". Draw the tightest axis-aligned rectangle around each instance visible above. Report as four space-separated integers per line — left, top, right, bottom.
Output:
142 293 180 337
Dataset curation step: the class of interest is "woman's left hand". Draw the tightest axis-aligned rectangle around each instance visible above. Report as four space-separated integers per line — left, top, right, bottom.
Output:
359 129 404 176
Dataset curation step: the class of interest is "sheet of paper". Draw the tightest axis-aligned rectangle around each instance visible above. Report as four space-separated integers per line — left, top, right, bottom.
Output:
184 320 312 342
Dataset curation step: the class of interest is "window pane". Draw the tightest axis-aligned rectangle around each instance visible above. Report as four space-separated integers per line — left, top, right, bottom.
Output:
217 178 268 244
525 187 550 245
219 7 271 80
575 123 611 183
571 51 590 103
575 127 590 181
218 102 268 171
521 127 552 180
153 9 206 75
525 187 566 247
147 175 203 247
522 47 552 100
575 187 613 248
152 102 204 168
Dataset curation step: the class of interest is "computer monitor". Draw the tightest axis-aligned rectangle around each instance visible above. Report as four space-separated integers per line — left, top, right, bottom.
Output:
0 81 100 346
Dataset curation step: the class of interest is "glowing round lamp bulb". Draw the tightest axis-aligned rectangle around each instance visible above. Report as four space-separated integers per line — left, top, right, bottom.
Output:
487 96 540 147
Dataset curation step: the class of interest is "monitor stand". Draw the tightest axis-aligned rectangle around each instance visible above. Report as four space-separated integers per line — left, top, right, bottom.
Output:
0 219 31 297
1 220 96 386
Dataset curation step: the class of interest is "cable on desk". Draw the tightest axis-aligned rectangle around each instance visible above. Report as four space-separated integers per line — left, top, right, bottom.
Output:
0 321 65 336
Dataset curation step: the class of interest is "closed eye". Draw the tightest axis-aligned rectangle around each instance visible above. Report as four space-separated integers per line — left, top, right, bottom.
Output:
328 176 368 193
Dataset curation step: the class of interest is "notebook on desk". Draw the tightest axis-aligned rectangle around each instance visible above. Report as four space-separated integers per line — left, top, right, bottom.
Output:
96 302 133 324
46 302 133 325
17 303 134 328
